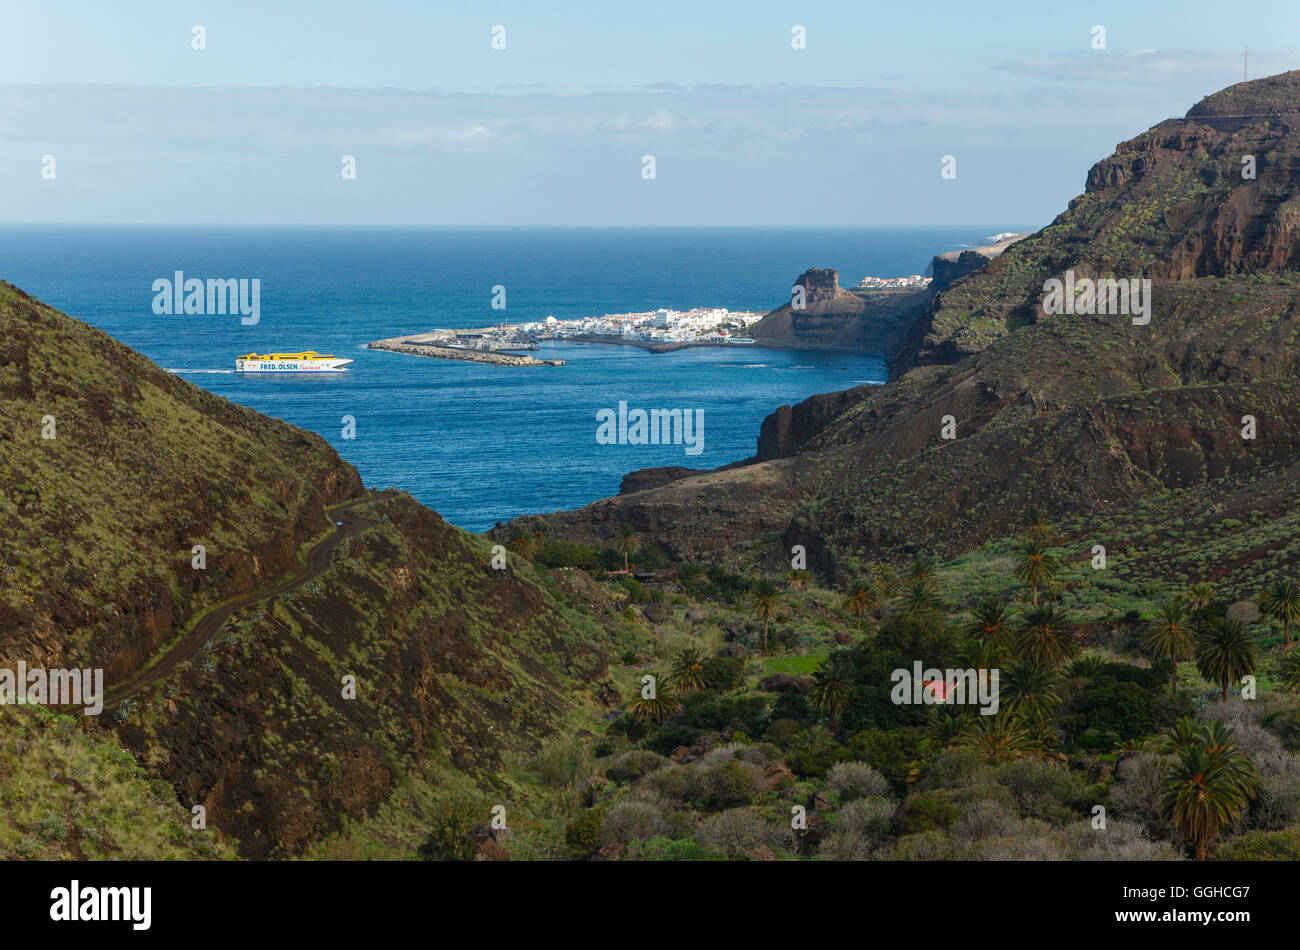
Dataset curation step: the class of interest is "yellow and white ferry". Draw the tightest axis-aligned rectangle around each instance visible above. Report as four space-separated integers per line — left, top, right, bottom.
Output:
235 351 353 373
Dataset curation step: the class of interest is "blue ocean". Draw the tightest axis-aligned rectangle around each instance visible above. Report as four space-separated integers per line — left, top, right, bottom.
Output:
0 226 1021 531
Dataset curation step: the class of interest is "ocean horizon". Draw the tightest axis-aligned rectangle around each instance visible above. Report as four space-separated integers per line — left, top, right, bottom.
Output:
0 224 1029 530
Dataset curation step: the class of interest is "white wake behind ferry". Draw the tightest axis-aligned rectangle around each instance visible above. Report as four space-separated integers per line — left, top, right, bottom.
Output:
236 351 353 372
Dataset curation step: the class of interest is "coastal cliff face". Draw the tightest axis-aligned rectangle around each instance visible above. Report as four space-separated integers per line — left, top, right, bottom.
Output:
750 267 930 353
756 386 869 461
526 71 1300 584
751 242 1018 462
896 71 1300 374
752 239 1015 369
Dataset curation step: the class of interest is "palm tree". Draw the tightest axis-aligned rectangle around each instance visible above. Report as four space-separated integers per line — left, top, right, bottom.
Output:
788 569 813 591
843 579 881 631
922 706 969 746
809 653 852 733
615 523 639 573
955 716 1036 763
872 563 898 598
900 579 943 620
665 648 712 695
1000 660 1062 723
1024 506 1052 543
507 528 537 560
753 578 779 653
956 637 999 672
1014 604 1079 669
906 552 938 590
627 679 683 726
1278 651 1300 694
1014 540 1058 606
1158 716 1202 754
1067 654 1104 680
1259 578 1300 650
964 597 1016 657
677 562 704 584
1185 582 1217 627
1195 616 1258 702
1144 597 1193 695
1159 718 1260 860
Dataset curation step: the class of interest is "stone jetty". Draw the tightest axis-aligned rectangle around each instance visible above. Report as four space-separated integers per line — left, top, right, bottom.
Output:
367 333 564 367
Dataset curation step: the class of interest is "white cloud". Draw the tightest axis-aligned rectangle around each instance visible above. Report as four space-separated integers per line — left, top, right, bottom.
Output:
0 69 1278 225
994 48 1300 86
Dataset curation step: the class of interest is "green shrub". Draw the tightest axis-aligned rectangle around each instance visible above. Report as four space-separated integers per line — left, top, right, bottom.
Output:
1216 826 1300 861
766 718 800 745
896 791 959 834
38 815 68 840
631 837 725 861
703 656 745 693
644 726 694 756
417 794 482 861
786 726 840 780
565 807 605 858
703 759 758 808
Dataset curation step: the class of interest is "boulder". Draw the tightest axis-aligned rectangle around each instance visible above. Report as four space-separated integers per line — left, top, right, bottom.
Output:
474 838 509 861
641 602 673 624
761 762 796 791
759 673 813 694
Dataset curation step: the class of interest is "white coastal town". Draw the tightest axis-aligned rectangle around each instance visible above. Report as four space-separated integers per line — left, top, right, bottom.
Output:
446 306 767 351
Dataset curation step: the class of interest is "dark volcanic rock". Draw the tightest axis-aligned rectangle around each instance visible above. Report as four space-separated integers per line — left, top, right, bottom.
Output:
930 245 1013 293
620 466 709 494
750 267 931 355
900 71 1300 373
758 386 870 460
759 673 813 694
640 602 673 624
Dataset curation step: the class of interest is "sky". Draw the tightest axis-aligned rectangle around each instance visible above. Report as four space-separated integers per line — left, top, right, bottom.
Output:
2 0 1298 226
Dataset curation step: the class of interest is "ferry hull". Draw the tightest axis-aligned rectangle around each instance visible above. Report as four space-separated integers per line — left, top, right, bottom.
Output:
236 358 352 372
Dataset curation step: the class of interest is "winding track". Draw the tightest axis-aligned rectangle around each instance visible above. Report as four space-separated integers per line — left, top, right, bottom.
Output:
102 494 375 707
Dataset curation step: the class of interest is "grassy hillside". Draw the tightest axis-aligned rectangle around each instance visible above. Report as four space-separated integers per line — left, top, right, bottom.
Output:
0 280 363 679
0 284 618 859
0 704 238 860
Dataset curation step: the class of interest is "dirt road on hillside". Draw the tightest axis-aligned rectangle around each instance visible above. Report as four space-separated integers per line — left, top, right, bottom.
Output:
102 495 375 707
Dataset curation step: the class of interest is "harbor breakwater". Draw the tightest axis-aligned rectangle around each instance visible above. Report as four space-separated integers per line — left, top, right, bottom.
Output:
368 333 564 366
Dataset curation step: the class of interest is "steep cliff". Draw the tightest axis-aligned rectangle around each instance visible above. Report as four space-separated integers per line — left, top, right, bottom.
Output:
897 71 1300 373
750 267 929 353
524 72 1300 586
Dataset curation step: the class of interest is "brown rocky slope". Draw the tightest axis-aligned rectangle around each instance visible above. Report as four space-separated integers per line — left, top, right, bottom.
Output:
518 72 1300 581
